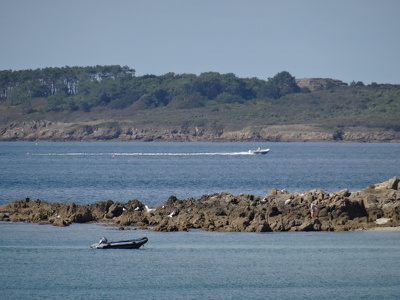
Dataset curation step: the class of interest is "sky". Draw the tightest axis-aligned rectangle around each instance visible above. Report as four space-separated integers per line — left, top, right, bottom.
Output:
0 0 399 84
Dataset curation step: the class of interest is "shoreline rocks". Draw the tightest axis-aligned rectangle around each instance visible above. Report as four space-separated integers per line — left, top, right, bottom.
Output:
1 177 399 232
1 121 400 142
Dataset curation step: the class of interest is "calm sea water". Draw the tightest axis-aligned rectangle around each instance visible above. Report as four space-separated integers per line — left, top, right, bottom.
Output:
1 142 400 299
0 222 399 299
0 142 399 206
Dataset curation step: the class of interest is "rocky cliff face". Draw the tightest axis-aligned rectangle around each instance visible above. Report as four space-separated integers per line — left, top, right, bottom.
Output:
1 178 399 232
1 121 399 142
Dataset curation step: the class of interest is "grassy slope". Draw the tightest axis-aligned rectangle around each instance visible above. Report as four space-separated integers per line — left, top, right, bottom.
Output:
1 86 399 135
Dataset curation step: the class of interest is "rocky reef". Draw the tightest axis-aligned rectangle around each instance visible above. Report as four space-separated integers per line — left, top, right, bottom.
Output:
1 177 399 232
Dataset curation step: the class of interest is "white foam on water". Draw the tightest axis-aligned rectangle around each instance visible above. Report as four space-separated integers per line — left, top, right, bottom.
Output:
33 151 254 156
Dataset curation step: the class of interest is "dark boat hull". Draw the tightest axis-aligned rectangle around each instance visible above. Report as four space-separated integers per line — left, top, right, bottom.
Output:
91 237 148 249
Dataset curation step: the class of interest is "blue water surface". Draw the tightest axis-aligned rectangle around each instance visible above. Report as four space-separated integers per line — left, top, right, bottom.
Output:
0 222 399 299
0 142 399 206
1 142 400 299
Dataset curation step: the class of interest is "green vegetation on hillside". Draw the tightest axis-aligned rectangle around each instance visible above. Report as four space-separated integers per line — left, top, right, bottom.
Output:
0 66 298 111
1 65 399 131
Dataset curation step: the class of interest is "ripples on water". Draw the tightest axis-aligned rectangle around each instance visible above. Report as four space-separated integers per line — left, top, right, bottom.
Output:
0 142 399 206
1 222 400 299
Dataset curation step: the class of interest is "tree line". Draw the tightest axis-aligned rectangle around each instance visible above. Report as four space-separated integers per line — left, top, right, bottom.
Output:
0 65 302 112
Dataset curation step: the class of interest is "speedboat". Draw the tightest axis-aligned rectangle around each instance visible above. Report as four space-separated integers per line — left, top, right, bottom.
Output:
90 237 148 249
249 148 270 155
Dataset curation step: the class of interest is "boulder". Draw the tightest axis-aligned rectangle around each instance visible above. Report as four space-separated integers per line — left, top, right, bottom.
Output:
106 202 124 218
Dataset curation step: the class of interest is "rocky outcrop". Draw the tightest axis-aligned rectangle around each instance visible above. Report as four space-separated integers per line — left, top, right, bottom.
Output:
1 178 399 231
1 121 400 142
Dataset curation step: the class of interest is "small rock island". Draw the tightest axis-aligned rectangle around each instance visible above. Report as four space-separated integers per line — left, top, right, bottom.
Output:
1 177 399 232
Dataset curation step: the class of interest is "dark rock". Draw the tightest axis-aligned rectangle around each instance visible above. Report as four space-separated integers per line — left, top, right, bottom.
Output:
107 202 124 218
1 178 399 232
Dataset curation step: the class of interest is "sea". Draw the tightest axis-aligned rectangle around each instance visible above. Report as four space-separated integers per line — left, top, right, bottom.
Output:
1 142 400 299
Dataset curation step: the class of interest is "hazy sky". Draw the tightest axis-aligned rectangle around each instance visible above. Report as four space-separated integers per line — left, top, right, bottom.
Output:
1 0 399 84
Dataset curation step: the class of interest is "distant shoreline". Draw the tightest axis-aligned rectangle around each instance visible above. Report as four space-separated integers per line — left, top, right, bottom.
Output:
1 122 400 143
